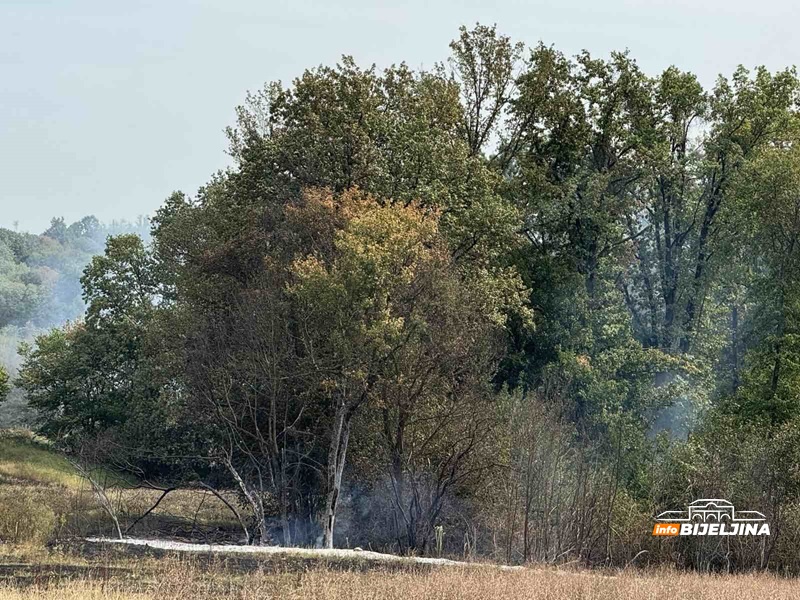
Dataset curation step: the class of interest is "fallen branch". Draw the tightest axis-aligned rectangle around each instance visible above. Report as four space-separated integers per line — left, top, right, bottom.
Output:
124 487 176 535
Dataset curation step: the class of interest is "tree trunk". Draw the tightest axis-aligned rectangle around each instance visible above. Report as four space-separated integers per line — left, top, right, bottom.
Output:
731 304 740 391
225 458 269 545
320 406 351 549
680 193 721 353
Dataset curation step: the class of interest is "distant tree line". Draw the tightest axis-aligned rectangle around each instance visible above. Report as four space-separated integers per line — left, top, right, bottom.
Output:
0 216 149 425
10 24 800 571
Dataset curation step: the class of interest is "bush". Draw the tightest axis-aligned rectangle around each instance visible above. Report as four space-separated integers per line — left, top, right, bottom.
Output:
0 486 58 545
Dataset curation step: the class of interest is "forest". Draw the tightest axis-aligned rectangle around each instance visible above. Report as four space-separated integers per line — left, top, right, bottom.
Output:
4 23 800 573
0 216 149 426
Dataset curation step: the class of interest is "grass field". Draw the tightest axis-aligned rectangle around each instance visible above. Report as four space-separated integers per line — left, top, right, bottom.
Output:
1 429 798 598
0 430 84 488
0 546 799 600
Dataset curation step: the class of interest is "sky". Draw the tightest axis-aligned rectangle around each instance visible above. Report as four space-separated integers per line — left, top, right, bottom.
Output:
1 0 798 233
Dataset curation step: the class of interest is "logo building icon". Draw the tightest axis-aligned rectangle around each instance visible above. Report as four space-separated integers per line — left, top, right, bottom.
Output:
653 499 769 536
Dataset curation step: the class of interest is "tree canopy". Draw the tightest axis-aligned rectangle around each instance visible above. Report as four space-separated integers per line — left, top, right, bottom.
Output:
9 24 800 571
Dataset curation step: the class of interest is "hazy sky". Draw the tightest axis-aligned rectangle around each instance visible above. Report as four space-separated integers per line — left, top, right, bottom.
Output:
2 0 798 233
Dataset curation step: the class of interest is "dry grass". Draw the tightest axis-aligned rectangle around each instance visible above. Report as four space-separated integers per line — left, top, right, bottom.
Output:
2 430 796 597
0 480 240 542
0 430 241 542
1 554 800 600
118 488 240 532
0 588 149 600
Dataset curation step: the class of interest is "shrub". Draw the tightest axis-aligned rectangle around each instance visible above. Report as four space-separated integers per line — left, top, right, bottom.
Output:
0 486 58 545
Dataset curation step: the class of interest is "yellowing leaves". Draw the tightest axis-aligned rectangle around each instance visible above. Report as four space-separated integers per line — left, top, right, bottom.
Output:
289 189 444 318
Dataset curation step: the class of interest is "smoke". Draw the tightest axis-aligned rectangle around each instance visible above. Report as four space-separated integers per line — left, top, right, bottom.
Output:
647 370 706 441
0 215 151 427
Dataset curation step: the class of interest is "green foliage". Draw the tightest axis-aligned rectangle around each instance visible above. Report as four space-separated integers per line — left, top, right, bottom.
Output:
448 23 524 155
227 57 522 272
0 365 8 403
0 241 46 329
81 234 159 326
0 217 152 427
17 325 118 441
16 234 169 464
0 217 151 330
12 25 800 569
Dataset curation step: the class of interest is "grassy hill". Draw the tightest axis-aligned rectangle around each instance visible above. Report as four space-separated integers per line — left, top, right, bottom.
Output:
0 430 84 488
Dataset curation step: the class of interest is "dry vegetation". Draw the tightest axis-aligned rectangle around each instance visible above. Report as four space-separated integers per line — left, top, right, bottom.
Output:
1 429 799 598
0 431 241 543
0 551 799 600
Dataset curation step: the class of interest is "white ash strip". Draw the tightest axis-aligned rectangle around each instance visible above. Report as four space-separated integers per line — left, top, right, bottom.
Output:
86 537 521 570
